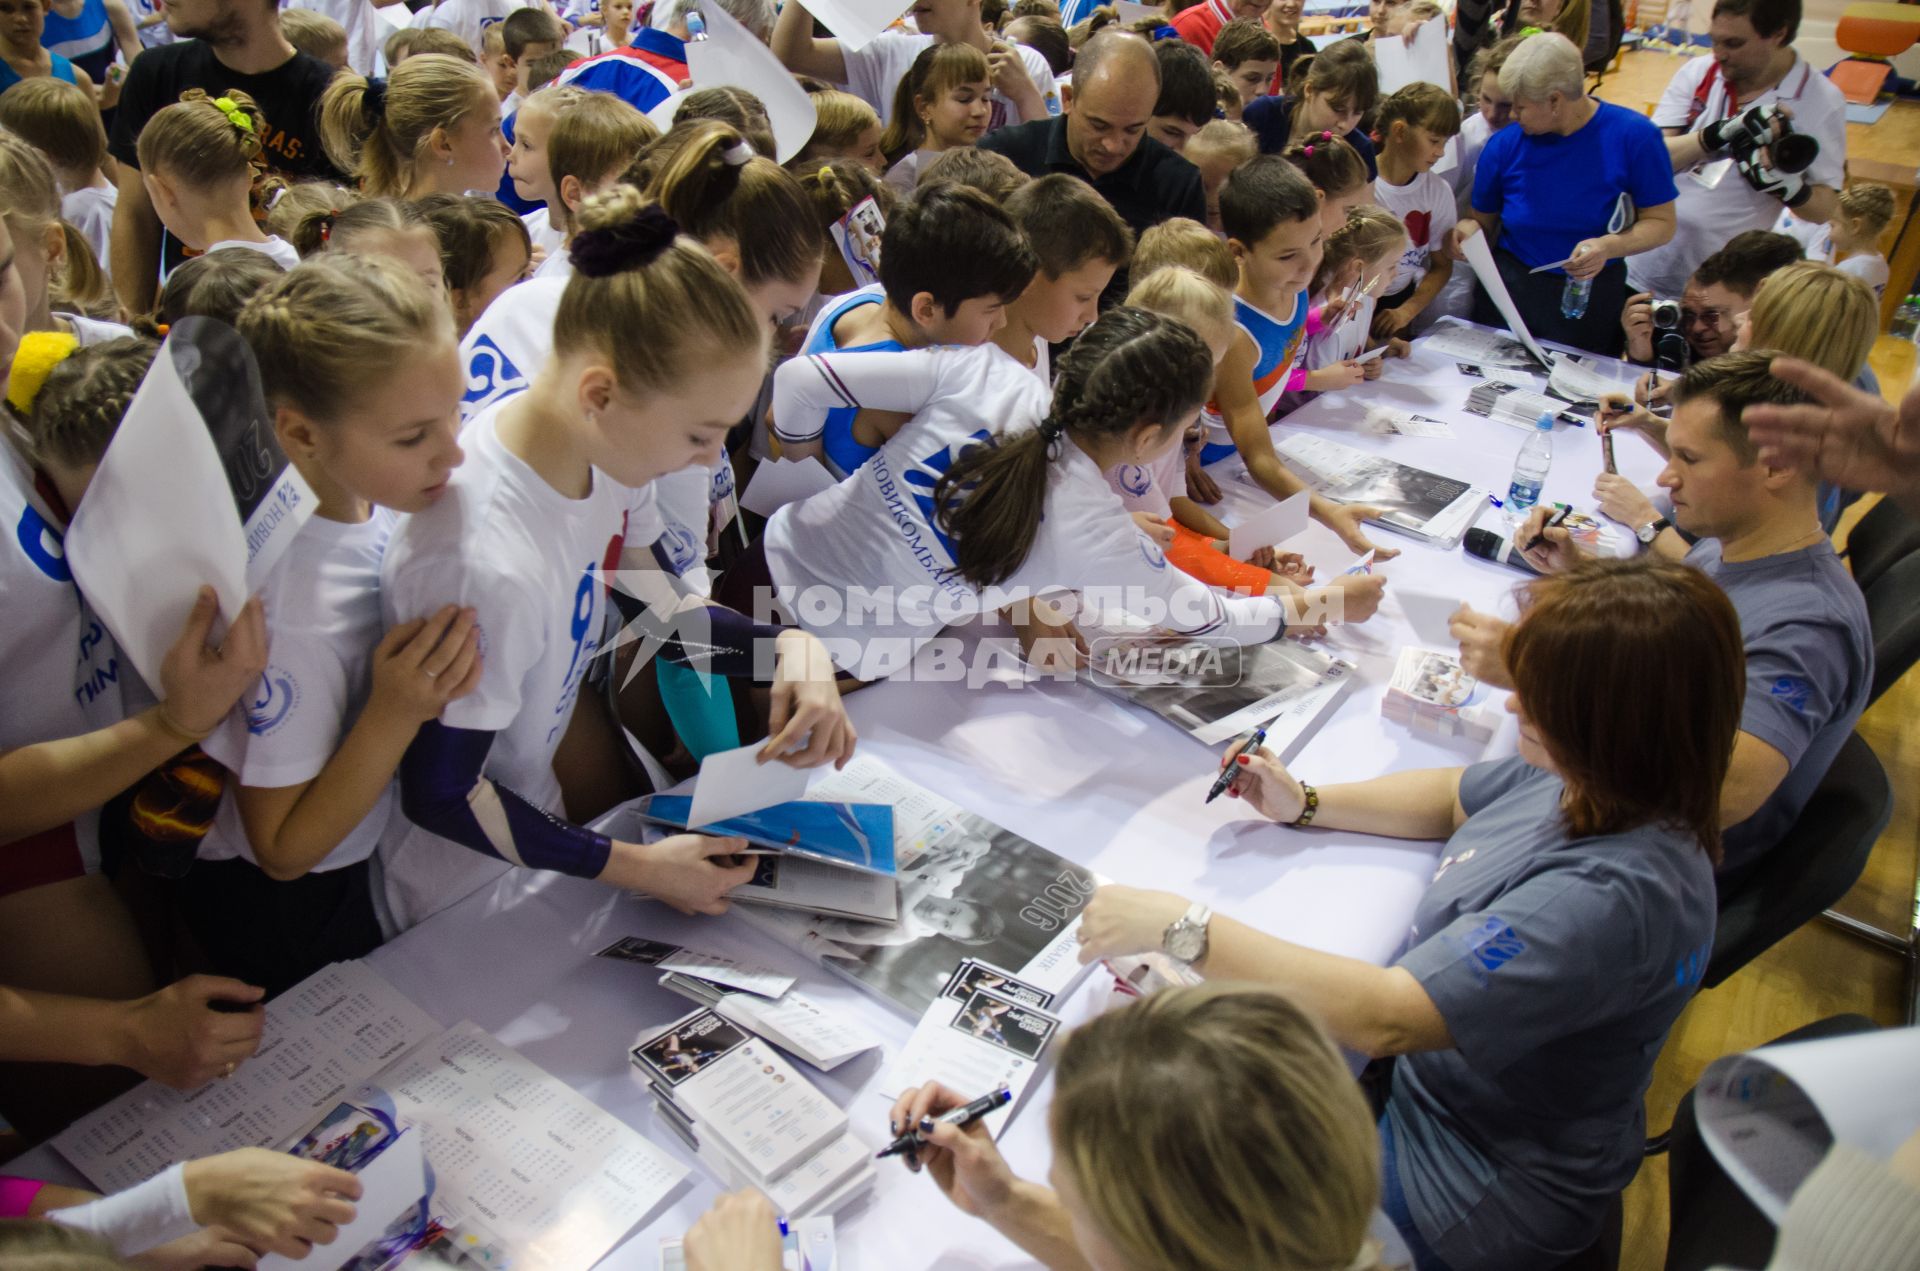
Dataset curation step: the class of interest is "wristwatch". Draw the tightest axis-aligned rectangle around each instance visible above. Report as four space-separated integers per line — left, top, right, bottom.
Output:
1635 516 1671 545
1162 902 1212 966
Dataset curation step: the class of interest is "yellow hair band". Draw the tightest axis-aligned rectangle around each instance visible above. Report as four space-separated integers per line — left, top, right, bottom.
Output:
6 331 80 416
213 96 255 135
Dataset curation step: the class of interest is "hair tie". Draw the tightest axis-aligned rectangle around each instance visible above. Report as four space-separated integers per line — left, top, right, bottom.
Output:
1039 418 1065 443
720 138 754 167
212 95 254 136
361 76 388 124
6 332 81 416
1303 144 1314 155
1151 23 1177 39
317 211 337 243
569 204 681 278
1320 130 1334 141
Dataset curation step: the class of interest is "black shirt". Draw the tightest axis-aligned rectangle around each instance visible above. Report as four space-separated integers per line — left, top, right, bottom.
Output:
977 115 1207 239
1241 94 1379 178
1274 35 1314 91
110 40 342 179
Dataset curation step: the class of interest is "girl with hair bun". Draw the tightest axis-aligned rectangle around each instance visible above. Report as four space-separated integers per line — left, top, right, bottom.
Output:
317 54 507 200
135 89 299 268
379 185 853 932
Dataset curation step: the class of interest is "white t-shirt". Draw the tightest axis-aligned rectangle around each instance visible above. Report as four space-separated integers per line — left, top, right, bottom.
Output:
62 184 116 283
284 0 382 72
421 0 519 55
840 31 1057 131
130 0 173 45
882 148 933 197
1630 52 1847 298
1449 110 1494 206
1304 291 1375 368
1835 251 1890 300
1105 445 1186 520
1374 169 1456 296
762 343 1284 680
206 235 301 269
0 443 124 876
530 245 574 281
200 511 397 872
521 205 566 260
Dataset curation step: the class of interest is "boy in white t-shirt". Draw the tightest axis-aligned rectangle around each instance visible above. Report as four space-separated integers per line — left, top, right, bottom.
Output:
770 0 1058 130
1369 82 1460 340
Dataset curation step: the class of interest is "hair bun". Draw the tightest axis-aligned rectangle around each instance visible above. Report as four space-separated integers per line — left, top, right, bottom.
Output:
569 202 681 278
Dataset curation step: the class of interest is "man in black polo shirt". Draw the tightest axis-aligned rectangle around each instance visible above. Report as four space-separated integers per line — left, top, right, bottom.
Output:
109 0 344 312
980 32 1206 239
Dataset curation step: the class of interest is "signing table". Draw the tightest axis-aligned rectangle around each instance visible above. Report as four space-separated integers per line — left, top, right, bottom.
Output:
22 321 1664 1270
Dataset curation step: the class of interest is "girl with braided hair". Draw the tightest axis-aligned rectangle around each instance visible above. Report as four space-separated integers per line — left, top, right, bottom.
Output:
727 307 1327 685
135 88 299 267
379 184 853 932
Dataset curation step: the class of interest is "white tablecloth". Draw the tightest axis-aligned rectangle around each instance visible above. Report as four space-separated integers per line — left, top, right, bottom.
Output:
20 322 1667 1270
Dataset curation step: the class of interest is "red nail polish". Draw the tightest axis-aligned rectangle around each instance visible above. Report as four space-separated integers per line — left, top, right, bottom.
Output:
1236 754 1250 765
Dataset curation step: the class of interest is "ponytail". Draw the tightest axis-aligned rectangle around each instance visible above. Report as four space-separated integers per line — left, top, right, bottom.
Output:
318 55 494 197
934 308 1213 587
54 222 111 316
1281 133 1367 200
879 42 991 162
625 121 823 288
134 88 267 185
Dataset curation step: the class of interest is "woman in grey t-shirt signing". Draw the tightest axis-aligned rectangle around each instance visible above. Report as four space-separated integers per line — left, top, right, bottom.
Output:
1077 555 1745 1269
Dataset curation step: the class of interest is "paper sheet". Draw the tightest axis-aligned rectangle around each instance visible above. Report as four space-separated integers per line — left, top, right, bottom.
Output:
1227 490 1308 561
378 1021 688 1270
877 980 1060 1139
1393 591 1461 645
740 456 839 517
1457 228 1554 368
1373 16 1451 94
55 962 440 1193
684 3 819 162
598 935 799 997
686 740 813 828
793 0 907 51
1421 323 1538 369
1697 1027 1920 1222
714 988 884 1069
64 319 315 690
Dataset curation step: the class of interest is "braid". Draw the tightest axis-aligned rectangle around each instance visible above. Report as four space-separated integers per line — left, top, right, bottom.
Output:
1309 204 1406 297
26 337 161 469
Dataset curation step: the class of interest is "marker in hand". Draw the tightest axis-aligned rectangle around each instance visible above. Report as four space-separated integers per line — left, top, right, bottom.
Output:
1524 504 1572 553
878 1085 1012 1160
1205 724 1269 804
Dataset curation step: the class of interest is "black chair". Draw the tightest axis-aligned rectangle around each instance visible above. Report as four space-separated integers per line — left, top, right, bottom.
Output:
1843 496 1920 594
1863 549 1920 706
1706 731 1891 989
1663 1014 1879 1271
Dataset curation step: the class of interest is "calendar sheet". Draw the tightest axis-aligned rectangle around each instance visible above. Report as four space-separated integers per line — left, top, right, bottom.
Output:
55 961 440 1193
370 1021 687 1271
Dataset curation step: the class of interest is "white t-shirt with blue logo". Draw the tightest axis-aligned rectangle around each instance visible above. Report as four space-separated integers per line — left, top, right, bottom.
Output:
199 510 396 871
762 342 1284 680
1104 445 1185 520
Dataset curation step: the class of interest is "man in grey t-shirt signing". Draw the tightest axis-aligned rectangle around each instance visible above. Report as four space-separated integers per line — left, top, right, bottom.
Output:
1457 351 1873 878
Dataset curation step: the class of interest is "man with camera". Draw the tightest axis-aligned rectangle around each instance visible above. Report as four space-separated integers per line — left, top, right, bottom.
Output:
1621 229 1802 388
1626 0 1845 300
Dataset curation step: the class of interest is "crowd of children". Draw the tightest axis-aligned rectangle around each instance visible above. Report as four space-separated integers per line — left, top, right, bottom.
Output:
0 0 1906 1264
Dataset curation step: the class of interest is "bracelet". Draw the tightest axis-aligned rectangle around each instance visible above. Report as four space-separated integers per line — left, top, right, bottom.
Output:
154 702 217 745
1290 782 1319 827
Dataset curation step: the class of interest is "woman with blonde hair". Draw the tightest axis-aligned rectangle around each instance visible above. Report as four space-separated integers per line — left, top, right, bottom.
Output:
318 54 507 199
681 986 1383 1271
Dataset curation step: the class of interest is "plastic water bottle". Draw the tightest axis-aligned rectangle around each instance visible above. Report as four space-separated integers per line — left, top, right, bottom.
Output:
1888 296 1920 395
684 8 706 38
1560 274 1592 320
1890 295 1919 342
1506 411 1554 518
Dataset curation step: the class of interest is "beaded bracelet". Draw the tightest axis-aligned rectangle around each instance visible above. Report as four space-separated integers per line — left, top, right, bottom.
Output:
1291 782 1319 827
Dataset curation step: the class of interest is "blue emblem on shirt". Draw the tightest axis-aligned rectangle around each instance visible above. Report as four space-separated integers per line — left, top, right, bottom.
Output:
1768 675 1811 714
1448 915 1525 986
463 335 524 409
246 666 299 736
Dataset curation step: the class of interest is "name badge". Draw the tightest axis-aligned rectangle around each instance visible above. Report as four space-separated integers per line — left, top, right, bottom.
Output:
1690 158 1733 190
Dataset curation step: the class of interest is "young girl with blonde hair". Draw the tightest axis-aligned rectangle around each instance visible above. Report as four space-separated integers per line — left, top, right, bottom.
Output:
135 88 298 268
879 43 992 194
505 82 587 259
0 77 116 284
1306 205 1411 376
796 89 885 176
0 131 119 340
318 53 507 200
289 198 446 303
381 185 853 931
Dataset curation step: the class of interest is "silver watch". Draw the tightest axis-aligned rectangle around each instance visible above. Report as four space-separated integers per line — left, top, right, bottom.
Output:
1162 902 1212 966
1635 515 1670 545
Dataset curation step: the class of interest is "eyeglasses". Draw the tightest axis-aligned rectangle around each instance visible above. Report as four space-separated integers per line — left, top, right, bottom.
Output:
1678 308 1729 328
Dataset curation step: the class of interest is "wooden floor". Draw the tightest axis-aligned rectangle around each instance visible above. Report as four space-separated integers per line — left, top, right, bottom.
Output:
1586 54 1920 1254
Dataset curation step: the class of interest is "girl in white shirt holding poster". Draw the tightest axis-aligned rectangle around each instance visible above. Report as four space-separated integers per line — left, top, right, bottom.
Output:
173 255 478 993
723 309 1315 684
380 187 853 931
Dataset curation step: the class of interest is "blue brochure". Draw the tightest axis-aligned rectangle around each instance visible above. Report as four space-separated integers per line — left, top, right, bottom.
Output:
639 797 897 878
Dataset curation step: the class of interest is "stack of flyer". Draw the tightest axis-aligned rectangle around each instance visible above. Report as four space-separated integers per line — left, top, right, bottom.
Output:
1381 648 1502 743
632 1008 877 1217
876 960 1064 1139
595 933 884 1072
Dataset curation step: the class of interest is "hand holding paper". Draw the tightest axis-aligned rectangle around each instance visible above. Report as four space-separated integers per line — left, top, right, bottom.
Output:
688 741 813 828
1228 490 1309 562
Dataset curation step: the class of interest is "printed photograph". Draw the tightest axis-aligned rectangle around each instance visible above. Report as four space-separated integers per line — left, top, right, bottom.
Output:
949 987 1055 1061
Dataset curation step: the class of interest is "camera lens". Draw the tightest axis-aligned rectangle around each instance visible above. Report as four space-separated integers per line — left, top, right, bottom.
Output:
1772 131 1818 174
1651 299 1681 329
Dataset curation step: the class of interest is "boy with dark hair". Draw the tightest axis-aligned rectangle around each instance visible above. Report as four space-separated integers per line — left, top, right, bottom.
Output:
1211 17 1280 112
1621 228 1802 367
1149 39 1218 153
500 7 567 110
993 173 1134 376
917 146 1032 199
775 184 1039 476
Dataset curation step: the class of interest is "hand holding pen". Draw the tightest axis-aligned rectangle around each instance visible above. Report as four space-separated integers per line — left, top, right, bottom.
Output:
887 1083 1020 1218
1515 505 1578 573
1206 724 1270 804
